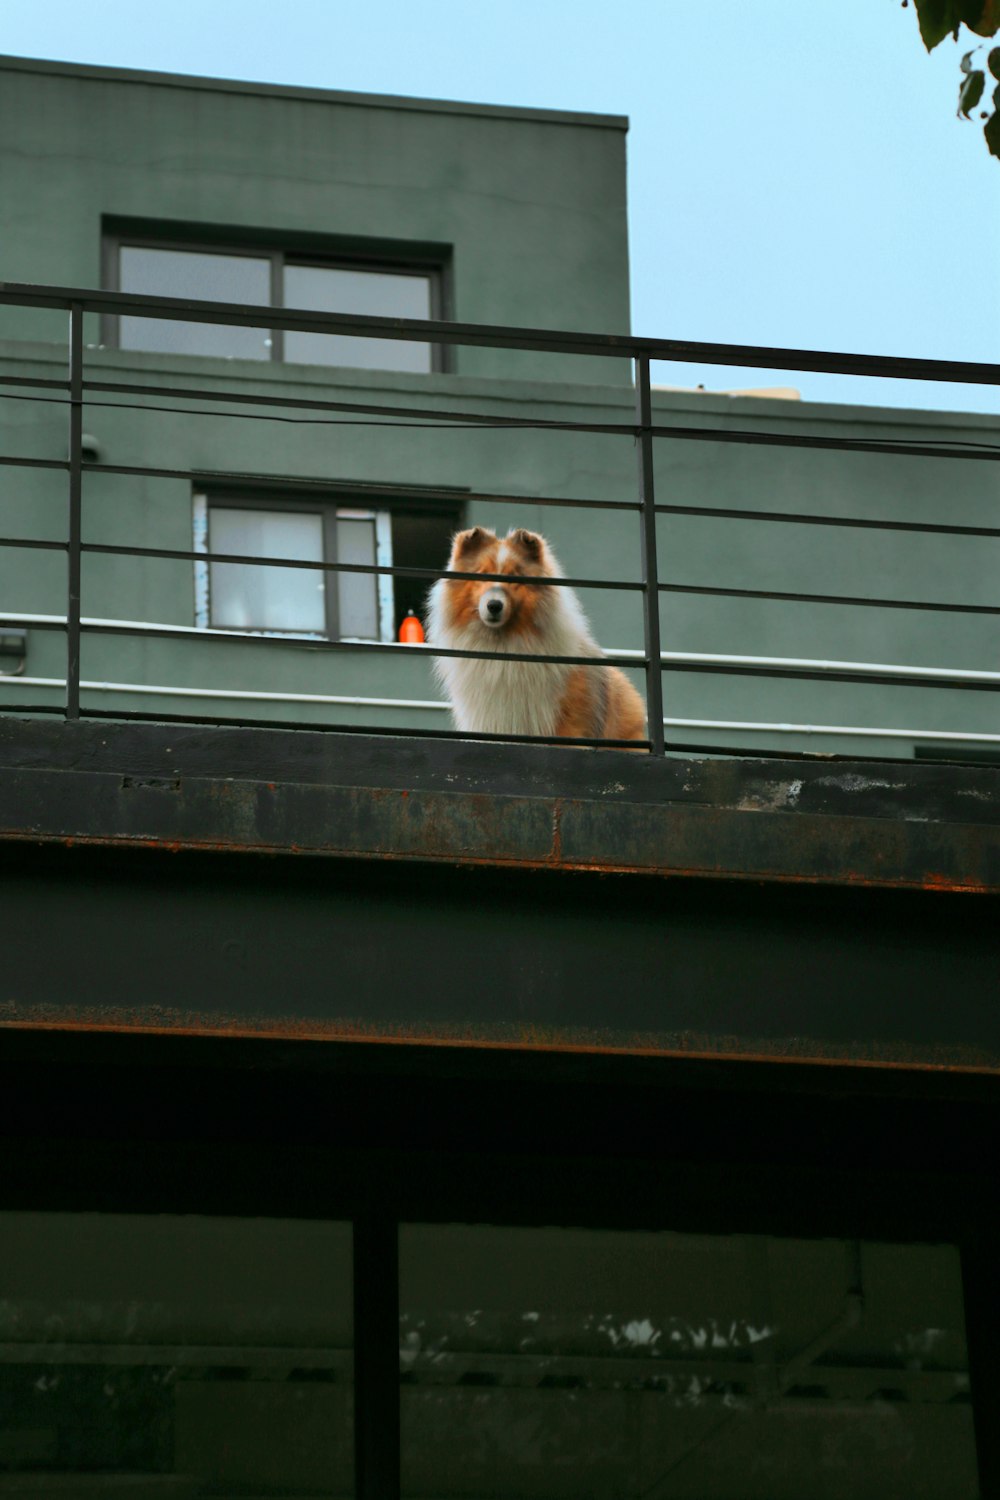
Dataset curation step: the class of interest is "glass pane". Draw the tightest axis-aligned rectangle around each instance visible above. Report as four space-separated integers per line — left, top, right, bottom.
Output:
284 264 433 372
210 507 325 632
336 515 379 639
400 1224 977 1500
119 246 272 359
0 1212 353 1496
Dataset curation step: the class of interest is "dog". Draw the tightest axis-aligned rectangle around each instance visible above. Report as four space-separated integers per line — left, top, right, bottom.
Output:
426 526 647 744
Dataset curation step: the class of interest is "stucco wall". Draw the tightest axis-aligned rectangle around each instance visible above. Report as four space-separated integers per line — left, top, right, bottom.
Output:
0 56 631 383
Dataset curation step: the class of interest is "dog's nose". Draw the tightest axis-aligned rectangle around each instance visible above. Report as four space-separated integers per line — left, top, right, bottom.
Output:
486 598 504 617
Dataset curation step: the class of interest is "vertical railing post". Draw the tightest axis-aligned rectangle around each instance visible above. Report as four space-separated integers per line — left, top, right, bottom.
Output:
66 303 83 720
635 356 665 753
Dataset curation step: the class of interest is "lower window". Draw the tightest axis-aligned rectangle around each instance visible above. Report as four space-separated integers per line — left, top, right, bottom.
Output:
193 490 461 642
399 1223 977 1499
0 1212 354 1496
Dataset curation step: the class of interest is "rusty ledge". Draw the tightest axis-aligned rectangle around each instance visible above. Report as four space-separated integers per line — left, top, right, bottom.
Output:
0 716 997 893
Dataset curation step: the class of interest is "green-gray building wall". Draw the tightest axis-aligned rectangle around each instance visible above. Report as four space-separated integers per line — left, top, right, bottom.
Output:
1 57 997 760
0 56 631 381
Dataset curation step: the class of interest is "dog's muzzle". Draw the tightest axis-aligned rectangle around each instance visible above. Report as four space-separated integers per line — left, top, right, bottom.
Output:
479 588 511 628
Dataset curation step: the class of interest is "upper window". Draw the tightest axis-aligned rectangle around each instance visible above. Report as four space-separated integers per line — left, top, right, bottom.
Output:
103 228 448 373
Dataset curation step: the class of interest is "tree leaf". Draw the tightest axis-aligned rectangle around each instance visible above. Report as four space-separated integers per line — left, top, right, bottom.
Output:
959 67 986 112
915 0 964 49
988 45 1000 75
966 0 1000 35
984 106 1000 153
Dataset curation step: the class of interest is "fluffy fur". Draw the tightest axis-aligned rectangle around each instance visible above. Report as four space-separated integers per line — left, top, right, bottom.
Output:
426 526 647 744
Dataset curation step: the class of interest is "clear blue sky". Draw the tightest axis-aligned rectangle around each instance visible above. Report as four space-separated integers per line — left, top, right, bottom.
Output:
3 0 998 412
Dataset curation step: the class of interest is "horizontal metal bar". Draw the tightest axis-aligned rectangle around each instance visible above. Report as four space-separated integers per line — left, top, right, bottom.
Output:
0 455 69 473
660 648 1000 685
1 695 991 761
1 457 986 558
4 611 994 691
0 702 64 715
80 539 642 592
78 621 640 668
9 384 1000 462
658 579 1000 615
664 716 1000 744
0 536 68 552
83 450 632 516
2 281 998 383
618 644 1000 690
657 501 1000 541
84 462 641 513
74 704 649 749
599 645 1000 683
0 373 70 390
8 675 450 711
0 611 645 669
9 674 1000 751
85 378 636 436
12 678 999 745
664 660 1000 692
651 421 1000 462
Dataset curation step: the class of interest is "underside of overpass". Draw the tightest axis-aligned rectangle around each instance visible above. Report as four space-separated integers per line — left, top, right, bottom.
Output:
0 715 999 1498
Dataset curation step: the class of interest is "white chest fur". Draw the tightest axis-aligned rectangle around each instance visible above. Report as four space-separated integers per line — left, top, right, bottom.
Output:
439 653 575 737
427 581 599 738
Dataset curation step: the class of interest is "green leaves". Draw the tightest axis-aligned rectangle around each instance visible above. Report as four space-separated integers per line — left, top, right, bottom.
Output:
959 50 986 113
971 0 1000 35
986 84 1000 154
915 0 999 49
959 66 986 111
913 0 1000 157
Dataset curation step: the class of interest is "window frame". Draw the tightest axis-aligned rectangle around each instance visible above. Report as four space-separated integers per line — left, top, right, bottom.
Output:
101 226 452 373
193 483 465 644
194 490 394 643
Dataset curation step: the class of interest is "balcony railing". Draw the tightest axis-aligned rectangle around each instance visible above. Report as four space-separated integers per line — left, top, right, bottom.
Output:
1 280 999 759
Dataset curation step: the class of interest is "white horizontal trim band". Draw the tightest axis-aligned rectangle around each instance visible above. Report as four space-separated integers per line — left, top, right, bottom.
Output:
662 717 1000 744
4 677 999 744
4 676 447 712
1 614 998 687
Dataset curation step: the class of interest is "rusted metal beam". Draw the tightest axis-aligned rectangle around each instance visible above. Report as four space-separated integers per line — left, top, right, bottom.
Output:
0 718 997 894
0 719 997 1070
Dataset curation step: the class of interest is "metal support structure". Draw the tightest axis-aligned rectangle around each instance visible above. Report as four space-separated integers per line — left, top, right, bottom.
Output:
66 304 83 720
961 1230 1000 1497
353 1210 401 1500
635 356 665 754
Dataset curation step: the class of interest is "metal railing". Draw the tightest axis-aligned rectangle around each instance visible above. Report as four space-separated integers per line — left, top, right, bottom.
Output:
1 280 999 758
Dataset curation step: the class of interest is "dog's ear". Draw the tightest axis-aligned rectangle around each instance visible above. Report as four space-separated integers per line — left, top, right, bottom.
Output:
450 526 493 562
508 529 543 562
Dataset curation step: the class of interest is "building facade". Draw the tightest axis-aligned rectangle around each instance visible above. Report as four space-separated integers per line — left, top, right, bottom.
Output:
1 54 997 756
0 53 998 1500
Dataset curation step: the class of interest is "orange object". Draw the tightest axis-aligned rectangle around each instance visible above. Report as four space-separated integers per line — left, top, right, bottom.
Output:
398 610 425 644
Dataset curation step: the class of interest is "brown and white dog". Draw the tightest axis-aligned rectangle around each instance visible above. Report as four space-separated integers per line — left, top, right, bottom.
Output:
426 526 647 744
